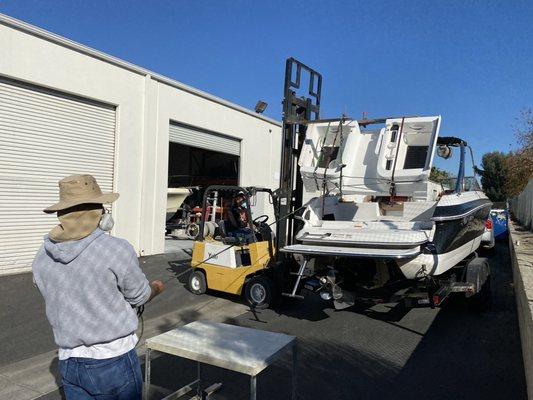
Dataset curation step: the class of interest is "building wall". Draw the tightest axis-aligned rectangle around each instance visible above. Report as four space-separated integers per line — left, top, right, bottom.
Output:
0 18 281 258
508 222 533 399
144 80 281 254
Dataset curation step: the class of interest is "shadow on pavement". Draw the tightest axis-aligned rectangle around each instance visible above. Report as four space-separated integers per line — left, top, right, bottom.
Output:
41 243 526 400
391 242 527 400
140 242 526 400
167 259 191 286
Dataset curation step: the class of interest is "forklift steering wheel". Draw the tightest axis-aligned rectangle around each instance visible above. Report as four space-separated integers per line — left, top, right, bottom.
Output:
253 214 269 225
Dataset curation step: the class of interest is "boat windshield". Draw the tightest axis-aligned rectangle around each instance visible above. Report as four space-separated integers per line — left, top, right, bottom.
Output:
441 176 481 192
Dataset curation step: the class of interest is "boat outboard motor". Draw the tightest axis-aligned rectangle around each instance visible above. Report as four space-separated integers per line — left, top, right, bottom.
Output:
320 269 356 310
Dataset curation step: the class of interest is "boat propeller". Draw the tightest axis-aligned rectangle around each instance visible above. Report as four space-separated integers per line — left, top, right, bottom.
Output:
332 283 355 310
322 270 356 310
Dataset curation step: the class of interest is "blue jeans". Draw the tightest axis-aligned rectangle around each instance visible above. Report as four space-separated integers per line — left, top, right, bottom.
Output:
59 349 142 400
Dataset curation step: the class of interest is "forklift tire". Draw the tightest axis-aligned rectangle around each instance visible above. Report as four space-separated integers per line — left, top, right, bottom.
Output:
186 223 201 240
189 270 207 295
244 275 274 309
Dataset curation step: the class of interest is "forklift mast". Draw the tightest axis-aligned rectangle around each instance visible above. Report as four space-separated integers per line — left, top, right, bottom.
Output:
275 58 322 255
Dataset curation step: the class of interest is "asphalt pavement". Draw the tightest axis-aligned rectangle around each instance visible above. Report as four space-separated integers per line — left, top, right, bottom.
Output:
0 241 526 400
137 242 527 400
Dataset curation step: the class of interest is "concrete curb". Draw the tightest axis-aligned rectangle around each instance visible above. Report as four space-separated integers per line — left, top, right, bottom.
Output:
509 221 533 399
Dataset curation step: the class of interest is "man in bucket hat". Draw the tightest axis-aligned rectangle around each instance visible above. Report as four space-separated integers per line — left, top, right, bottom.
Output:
32 175 164 400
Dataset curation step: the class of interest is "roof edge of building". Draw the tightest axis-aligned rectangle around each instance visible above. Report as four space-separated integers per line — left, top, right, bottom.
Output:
0 13 282 127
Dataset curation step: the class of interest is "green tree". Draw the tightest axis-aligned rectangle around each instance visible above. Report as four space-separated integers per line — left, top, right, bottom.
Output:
429 166 451 183
505 109 533 196
476 151 508 201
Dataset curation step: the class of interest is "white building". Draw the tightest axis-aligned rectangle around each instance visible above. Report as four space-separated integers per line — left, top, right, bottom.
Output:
0 14 282 274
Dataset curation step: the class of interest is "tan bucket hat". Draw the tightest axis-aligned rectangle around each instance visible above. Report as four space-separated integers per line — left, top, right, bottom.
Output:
43 174 119 213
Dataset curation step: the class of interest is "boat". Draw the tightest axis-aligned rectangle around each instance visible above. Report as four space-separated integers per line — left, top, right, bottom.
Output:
281 116 492 307
166 187 193 221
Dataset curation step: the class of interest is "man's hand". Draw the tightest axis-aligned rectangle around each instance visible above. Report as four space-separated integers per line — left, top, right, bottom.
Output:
148 280 165 302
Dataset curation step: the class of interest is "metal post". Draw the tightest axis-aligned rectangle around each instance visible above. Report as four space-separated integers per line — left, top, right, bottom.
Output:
197 361 202 398
210 191 218 223
292 342 298 400
250 375 257 400
455 142 466 194
144 349 151 400
276 58 322 254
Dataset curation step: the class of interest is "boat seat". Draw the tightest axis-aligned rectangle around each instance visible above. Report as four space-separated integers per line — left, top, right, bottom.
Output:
402 201 437 221
334 202 380 221
375 201 437 222
333 201 437 222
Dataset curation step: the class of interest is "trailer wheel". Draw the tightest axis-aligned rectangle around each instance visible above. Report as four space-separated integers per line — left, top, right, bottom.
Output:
188 270 207 295
245 275 274 309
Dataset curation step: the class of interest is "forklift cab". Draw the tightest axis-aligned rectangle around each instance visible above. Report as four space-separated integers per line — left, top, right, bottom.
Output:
189 186 278 307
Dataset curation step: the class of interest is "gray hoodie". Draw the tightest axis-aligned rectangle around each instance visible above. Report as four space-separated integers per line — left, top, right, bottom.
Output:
32 229 151 349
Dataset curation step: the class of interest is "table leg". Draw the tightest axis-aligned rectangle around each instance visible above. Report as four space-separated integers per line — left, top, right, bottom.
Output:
250 375 257 400
197 361 202 397
292 343 297 400
144 348 151 400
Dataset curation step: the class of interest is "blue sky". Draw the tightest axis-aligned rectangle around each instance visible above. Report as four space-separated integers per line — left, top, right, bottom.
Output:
1 0 532 172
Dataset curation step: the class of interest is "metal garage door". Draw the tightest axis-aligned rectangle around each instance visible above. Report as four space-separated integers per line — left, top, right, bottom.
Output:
169 122 240 156
0 78 116 273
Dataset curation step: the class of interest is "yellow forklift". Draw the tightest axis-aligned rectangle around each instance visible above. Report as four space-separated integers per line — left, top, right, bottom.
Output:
188 186 280 307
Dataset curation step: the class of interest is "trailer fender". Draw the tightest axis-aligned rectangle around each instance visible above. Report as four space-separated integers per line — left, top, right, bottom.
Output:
465 257 490 297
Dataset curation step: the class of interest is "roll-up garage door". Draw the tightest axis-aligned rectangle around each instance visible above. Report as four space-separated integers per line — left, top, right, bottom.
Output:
169 122 240 156
0 78 116 273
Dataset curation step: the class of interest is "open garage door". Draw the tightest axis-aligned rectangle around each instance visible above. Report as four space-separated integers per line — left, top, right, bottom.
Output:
167 123 240 238
0 78 116 273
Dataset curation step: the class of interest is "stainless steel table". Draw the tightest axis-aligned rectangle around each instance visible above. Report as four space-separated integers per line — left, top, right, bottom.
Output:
144 321 297 400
